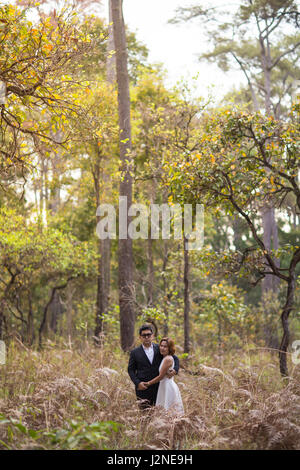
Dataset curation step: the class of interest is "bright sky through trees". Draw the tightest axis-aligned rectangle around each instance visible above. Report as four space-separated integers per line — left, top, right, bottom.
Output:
101 0 245 101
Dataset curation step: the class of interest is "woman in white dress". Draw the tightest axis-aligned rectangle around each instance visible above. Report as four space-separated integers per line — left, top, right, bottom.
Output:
145 338 184 415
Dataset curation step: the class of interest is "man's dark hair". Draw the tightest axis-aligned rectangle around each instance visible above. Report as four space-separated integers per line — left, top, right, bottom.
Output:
139 324 154 336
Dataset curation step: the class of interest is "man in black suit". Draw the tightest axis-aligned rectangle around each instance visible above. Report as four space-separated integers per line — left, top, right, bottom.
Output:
128 324 180 409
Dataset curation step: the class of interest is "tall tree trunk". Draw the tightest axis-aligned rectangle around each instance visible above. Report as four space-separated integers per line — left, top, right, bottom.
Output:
39 278 74 349
261 205 280 349
279 269 297 376
27 292 34 346
147 236 154 306
93 154 111 341
99 0 115 325
111 0 135 351
107 0 116 83
66 283 74 341
49 290 63 334
48 152 61 215
94 158 104 340
147 182 156 307
48 144 63 334
101 237 111 316
162 240 169 337
0 305 4 341
183 236 190 353
259 31 281 350
43 157 49 224
94 0 115 342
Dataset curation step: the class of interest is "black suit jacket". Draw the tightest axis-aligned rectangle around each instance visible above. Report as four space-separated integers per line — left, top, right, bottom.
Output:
128 343 179 390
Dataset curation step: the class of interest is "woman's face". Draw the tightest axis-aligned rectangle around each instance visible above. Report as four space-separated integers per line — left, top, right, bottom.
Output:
159 341 169 356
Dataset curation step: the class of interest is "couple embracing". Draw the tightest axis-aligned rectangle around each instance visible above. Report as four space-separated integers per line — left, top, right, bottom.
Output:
128 324 184 415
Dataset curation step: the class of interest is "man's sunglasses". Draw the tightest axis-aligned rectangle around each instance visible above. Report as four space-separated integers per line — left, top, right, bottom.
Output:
140 333 152 338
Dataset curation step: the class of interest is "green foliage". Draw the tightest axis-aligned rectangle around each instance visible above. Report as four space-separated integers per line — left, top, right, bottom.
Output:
0 413 120 450
164 105 300 278
138 306 167 324
194 282 255 349
44 419 121 450
0 207 97 340
0 208 97 280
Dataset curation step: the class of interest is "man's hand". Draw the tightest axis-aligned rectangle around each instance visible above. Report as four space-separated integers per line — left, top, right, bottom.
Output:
166 368 176 379
137 382 148 390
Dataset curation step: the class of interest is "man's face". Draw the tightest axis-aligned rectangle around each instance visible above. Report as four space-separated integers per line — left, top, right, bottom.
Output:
140 329 153 347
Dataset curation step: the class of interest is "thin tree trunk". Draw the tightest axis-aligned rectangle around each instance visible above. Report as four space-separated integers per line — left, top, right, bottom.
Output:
107 0 116 83
162 240 169 336
48 145 63 334
94 158 104 340
147 230 154 307
39 278 75 349
48 152 61 215
0 306 4 341
101 237 111 316
27 292 34 346
111 0 135 351
259 31 281 344
279 280 294 376
95 239 104 337
66 283 74 340
183 236 190 353
99 0 115 323
94 0 115 341
93 155 111 341
279 248 300 376
49 290 63 334
147 183 156 307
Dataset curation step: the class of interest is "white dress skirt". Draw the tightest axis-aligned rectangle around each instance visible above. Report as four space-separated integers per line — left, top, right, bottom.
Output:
155 357 184 415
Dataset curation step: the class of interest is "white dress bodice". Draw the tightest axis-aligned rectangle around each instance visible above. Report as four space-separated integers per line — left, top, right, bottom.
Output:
156 356 184 415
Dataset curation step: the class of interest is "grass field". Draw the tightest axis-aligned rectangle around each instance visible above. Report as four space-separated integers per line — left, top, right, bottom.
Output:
0 339 299 450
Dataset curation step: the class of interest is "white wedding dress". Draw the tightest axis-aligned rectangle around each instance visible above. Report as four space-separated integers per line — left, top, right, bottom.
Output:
155 357 184 415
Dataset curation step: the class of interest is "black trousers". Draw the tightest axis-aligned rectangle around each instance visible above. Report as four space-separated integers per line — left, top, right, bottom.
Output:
136 383 159 409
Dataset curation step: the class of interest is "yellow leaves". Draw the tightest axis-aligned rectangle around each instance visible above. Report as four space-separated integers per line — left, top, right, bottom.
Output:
30 28 39 40
42 44 53 54
210 154 215 165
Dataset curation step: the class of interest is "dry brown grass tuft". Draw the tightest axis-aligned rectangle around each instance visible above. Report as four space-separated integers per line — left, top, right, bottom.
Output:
0 341 299 449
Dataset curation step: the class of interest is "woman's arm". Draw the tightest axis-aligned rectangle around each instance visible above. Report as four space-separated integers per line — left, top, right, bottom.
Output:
146 357 173 386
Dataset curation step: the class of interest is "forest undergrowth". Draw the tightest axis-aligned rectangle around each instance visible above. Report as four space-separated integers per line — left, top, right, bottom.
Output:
0 339 299 450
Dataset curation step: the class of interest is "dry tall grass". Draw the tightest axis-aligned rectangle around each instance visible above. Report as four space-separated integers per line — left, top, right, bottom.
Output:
0 340 299 449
